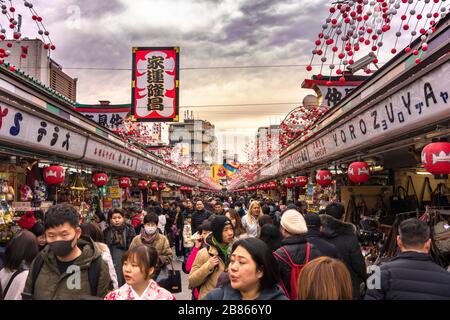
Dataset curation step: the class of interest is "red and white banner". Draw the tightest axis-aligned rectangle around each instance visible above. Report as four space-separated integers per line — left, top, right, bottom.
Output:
131 47 179 122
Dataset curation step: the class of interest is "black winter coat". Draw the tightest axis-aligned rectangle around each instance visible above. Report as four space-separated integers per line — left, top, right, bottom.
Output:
273 235 322 296
306 229 341 259
320 214 368 299
164 209 176 233
191 209 212 233
365 252 450 300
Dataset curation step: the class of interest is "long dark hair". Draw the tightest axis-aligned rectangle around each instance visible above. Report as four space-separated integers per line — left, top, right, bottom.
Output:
4 230 39 271
230 238 280 290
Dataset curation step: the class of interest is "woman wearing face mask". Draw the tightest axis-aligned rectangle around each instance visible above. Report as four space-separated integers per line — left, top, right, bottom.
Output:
204 238 287 300
129 212 172 280
104 245 175 300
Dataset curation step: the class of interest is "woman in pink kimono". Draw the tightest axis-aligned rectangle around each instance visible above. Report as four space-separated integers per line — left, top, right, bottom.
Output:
105 245 175 300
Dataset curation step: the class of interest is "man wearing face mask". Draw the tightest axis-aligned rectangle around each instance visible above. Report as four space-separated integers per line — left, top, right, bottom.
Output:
22 204 112 300
129 212 173 279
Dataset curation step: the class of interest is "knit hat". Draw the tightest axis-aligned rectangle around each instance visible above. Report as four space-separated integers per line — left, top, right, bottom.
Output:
211 215 232 243
280 209 308 235
18 211 36 230
304 213 321 230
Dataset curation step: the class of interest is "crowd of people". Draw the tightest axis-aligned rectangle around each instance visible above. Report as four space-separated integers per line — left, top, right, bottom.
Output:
0 193 449 300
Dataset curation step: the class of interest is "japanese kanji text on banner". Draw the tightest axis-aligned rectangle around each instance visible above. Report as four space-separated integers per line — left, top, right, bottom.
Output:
131 47 180 122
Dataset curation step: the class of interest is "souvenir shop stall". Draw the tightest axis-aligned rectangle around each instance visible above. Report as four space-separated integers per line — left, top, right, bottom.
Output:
236 15 450 267
0 60 206 248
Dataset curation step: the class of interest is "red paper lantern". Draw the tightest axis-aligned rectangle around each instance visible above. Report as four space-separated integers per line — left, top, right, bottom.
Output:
316 170 333 187
138 180 148 189
159 182 166 190
119 177 131 189
43 166 65 185
269 181 277 190
422 139 450 178
296 176 309 187
285 177 295 188
93 173 109 187
151 182 159 190
348 162 371 183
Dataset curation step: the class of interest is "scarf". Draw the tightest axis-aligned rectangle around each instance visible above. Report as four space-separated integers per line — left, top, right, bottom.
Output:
140 228 159 245
212 237 229 261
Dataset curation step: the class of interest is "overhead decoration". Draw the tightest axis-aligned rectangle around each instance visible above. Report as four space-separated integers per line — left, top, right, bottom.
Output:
348 161 371 183
316 169 334 187
119 177 131 189
284 177 295 188
421 138 450 179
306 0 449 82
296 176 309 187
138 180 148 189
0 1 55 68
43 165 65 185
93 173 109 187
131 47 180 122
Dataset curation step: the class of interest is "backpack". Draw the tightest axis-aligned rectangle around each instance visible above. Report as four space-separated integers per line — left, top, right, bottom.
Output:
29 253 103 299
273 242 311 300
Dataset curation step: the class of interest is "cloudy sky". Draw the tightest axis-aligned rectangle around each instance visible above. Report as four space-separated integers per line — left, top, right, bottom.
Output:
15 0 422 161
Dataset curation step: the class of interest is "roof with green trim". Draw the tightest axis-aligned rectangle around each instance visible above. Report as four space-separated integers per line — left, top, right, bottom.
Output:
0 61 77 107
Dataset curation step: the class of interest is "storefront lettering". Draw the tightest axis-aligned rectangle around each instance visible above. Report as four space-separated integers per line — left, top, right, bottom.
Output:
441 91 449 103
37 121 47 142
62 133 70 151
9 113 23 136
50 127 59 146
424 82 437 107
0 107 8 129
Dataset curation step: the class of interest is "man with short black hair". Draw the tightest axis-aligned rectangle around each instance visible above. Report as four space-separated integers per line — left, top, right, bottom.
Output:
22 204 112 300
192 201 212 233
213 202 224 216
365 218 450 300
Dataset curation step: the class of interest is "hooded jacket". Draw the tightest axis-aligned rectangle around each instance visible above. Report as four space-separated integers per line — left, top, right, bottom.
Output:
306 228 341 259
320 214 368 299
188 233 227 300
204 282 288 300
365 252 450 300
23 236 112 300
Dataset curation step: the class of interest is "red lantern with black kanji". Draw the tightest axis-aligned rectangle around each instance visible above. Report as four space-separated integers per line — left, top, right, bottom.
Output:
296 176 309 187
93 173 109 187
138 180 148 189
285 177 295 188
119 177 131 189
159 182 166 190
348 162 370 183
151 182 159 190
316 170 333 187
422 139 450 179
43 165 65 185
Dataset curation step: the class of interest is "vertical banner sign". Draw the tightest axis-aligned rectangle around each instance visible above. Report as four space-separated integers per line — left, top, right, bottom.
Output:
131 47 180 122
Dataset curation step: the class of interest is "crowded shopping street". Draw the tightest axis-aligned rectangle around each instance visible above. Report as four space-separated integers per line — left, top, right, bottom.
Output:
0 0 449 307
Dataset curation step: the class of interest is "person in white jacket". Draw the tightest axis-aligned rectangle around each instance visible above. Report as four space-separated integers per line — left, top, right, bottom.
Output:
80 223 119 289
0 230 39 300
241 201 264 238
